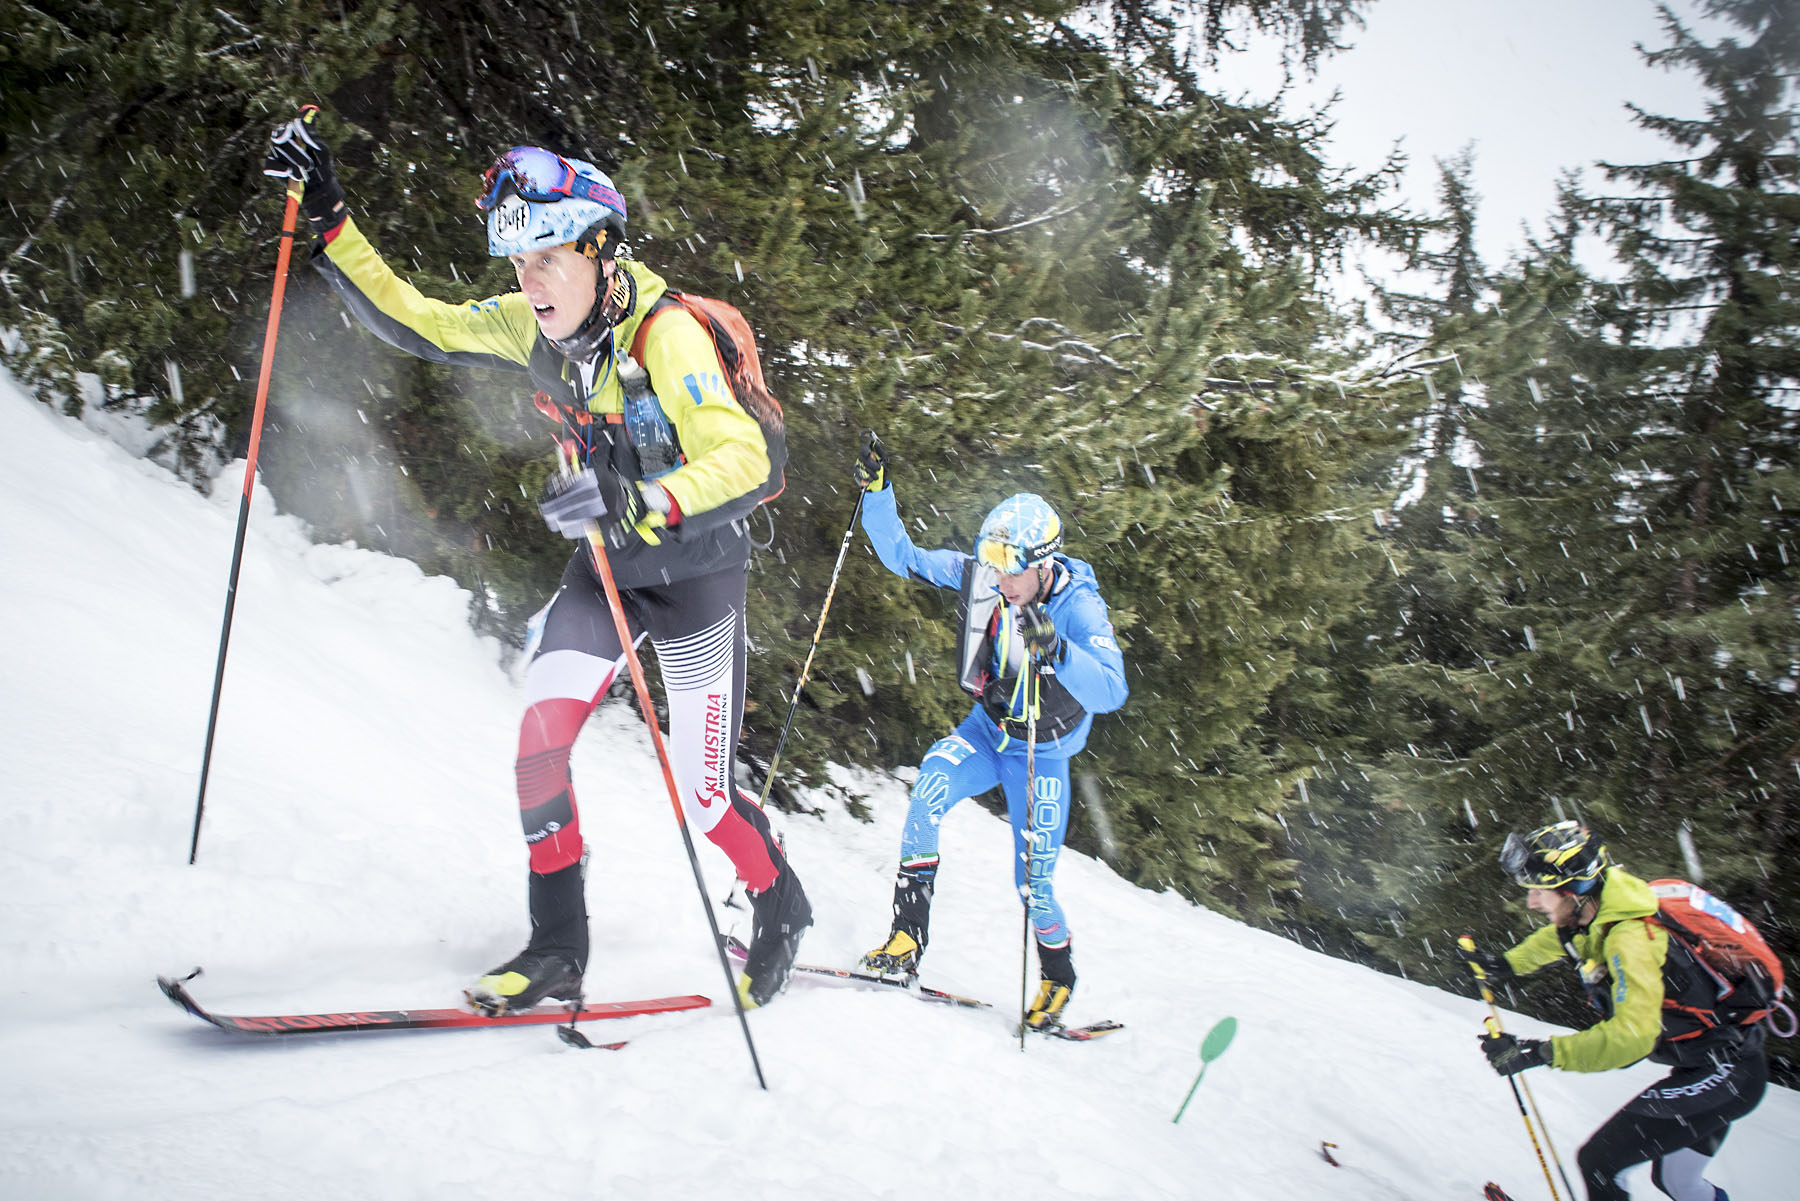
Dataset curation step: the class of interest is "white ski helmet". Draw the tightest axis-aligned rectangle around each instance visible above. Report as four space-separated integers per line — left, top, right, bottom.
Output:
477 146 627 259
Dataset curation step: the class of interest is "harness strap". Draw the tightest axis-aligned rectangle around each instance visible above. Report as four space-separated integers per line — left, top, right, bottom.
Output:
628 295 681 362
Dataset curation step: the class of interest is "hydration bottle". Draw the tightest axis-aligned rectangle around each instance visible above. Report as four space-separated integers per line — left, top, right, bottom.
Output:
619 355 680 479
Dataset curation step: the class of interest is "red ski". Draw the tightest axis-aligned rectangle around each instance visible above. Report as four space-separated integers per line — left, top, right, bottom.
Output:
1483 1185 1517 1201
158 971 708 1043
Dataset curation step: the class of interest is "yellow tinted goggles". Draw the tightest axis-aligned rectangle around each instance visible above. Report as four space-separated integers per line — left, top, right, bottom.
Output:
975 538 1026 574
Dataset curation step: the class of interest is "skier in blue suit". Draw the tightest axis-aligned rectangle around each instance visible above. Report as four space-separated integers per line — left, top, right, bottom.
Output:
850 434 1127 1030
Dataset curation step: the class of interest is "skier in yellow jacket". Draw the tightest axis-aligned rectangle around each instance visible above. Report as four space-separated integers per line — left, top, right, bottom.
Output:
265 110 809 1013
1462 822 1768 1201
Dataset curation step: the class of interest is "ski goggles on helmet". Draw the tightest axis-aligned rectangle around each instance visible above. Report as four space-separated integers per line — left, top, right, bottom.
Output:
979 538 1044 574
1499 822 1605 891
476 146 626 216
975 528 1063 575
976 493 1063 575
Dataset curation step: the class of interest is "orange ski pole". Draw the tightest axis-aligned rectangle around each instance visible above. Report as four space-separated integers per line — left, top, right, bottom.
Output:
188 176 303 864
575 462 766 1088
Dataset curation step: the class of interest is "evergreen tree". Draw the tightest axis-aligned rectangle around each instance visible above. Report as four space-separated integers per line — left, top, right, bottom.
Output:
3 1 1426 932
1347 5 1798 1073
1268 151 1494 966
1361 233 1614 989
0 1 402 465
1476 0 1794 949
733 4 1419 918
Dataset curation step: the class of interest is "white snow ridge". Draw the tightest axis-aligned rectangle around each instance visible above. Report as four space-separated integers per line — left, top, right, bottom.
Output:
1 368 1794 1199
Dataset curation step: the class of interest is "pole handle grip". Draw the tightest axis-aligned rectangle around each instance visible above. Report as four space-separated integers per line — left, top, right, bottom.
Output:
1459 934 1490 982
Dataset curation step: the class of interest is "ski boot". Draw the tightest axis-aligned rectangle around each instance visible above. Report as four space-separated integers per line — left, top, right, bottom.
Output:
468 948 583 1015
1025 978 1074 1030
1025 939 1076 1031
859 862 934 977
738 861 813 1008
468 859 588 1015
859 929 923 978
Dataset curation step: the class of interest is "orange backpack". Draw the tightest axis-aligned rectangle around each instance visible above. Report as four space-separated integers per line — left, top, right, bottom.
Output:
1647 879 1788 1035
631 291 787 506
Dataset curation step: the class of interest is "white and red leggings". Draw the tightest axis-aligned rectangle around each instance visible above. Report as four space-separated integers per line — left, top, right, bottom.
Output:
515 558 782 889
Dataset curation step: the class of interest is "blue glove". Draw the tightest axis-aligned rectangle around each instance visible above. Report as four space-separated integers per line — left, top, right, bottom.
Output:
264 107 346 234
1481 1032 1551 1076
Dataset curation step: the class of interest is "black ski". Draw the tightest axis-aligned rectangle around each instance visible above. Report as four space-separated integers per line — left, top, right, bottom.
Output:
722 936 1124 1038
1482 1185 1517 1201
158 970 707 1044
1034 1018 1125 1041
721 933 989 1007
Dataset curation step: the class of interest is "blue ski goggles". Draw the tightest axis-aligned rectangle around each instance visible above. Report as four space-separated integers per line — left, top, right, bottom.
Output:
475 146 626 215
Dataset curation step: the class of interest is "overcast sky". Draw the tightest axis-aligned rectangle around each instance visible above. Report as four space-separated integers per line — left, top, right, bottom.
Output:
1208 0 1719 269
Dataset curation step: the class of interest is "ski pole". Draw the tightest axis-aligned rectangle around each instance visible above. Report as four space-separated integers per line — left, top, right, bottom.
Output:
755 488 865 806
1464 937 1574 1197
1019 656 1040 1050
1483 1015 1561 1201
1460 936 1570 1201
579 478 766 1090
188 174 304 865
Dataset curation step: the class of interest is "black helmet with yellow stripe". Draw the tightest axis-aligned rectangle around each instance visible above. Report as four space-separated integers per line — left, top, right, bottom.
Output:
1500 820 1609 894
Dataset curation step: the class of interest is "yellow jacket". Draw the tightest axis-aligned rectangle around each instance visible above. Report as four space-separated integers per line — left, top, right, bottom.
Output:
1504 867 1669 1072
313 217 770 585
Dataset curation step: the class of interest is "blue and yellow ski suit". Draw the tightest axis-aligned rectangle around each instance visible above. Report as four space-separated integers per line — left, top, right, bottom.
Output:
860 484 1127 953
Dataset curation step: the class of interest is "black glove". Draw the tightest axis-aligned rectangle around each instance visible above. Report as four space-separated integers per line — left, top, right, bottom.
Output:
1457 941 1514 984
264 106 347 235
598 474 654 549
539 465 660 549
1019 602 1062 662
852 431 888 492
1480 1032 1551 1077
539 467 611 539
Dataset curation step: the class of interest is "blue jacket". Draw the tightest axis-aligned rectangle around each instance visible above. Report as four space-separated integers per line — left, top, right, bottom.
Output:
861 485 1127 756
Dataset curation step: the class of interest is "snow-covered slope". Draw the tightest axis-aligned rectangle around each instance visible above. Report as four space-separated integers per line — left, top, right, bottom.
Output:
1 373 1794 1201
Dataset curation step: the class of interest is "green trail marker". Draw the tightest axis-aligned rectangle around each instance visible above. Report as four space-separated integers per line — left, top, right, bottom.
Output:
1172 1016 1238 1124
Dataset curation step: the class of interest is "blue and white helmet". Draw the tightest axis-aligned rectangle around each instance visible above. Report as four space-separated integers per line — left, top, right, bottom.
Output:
479 147 628 258
975 493 1064 574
